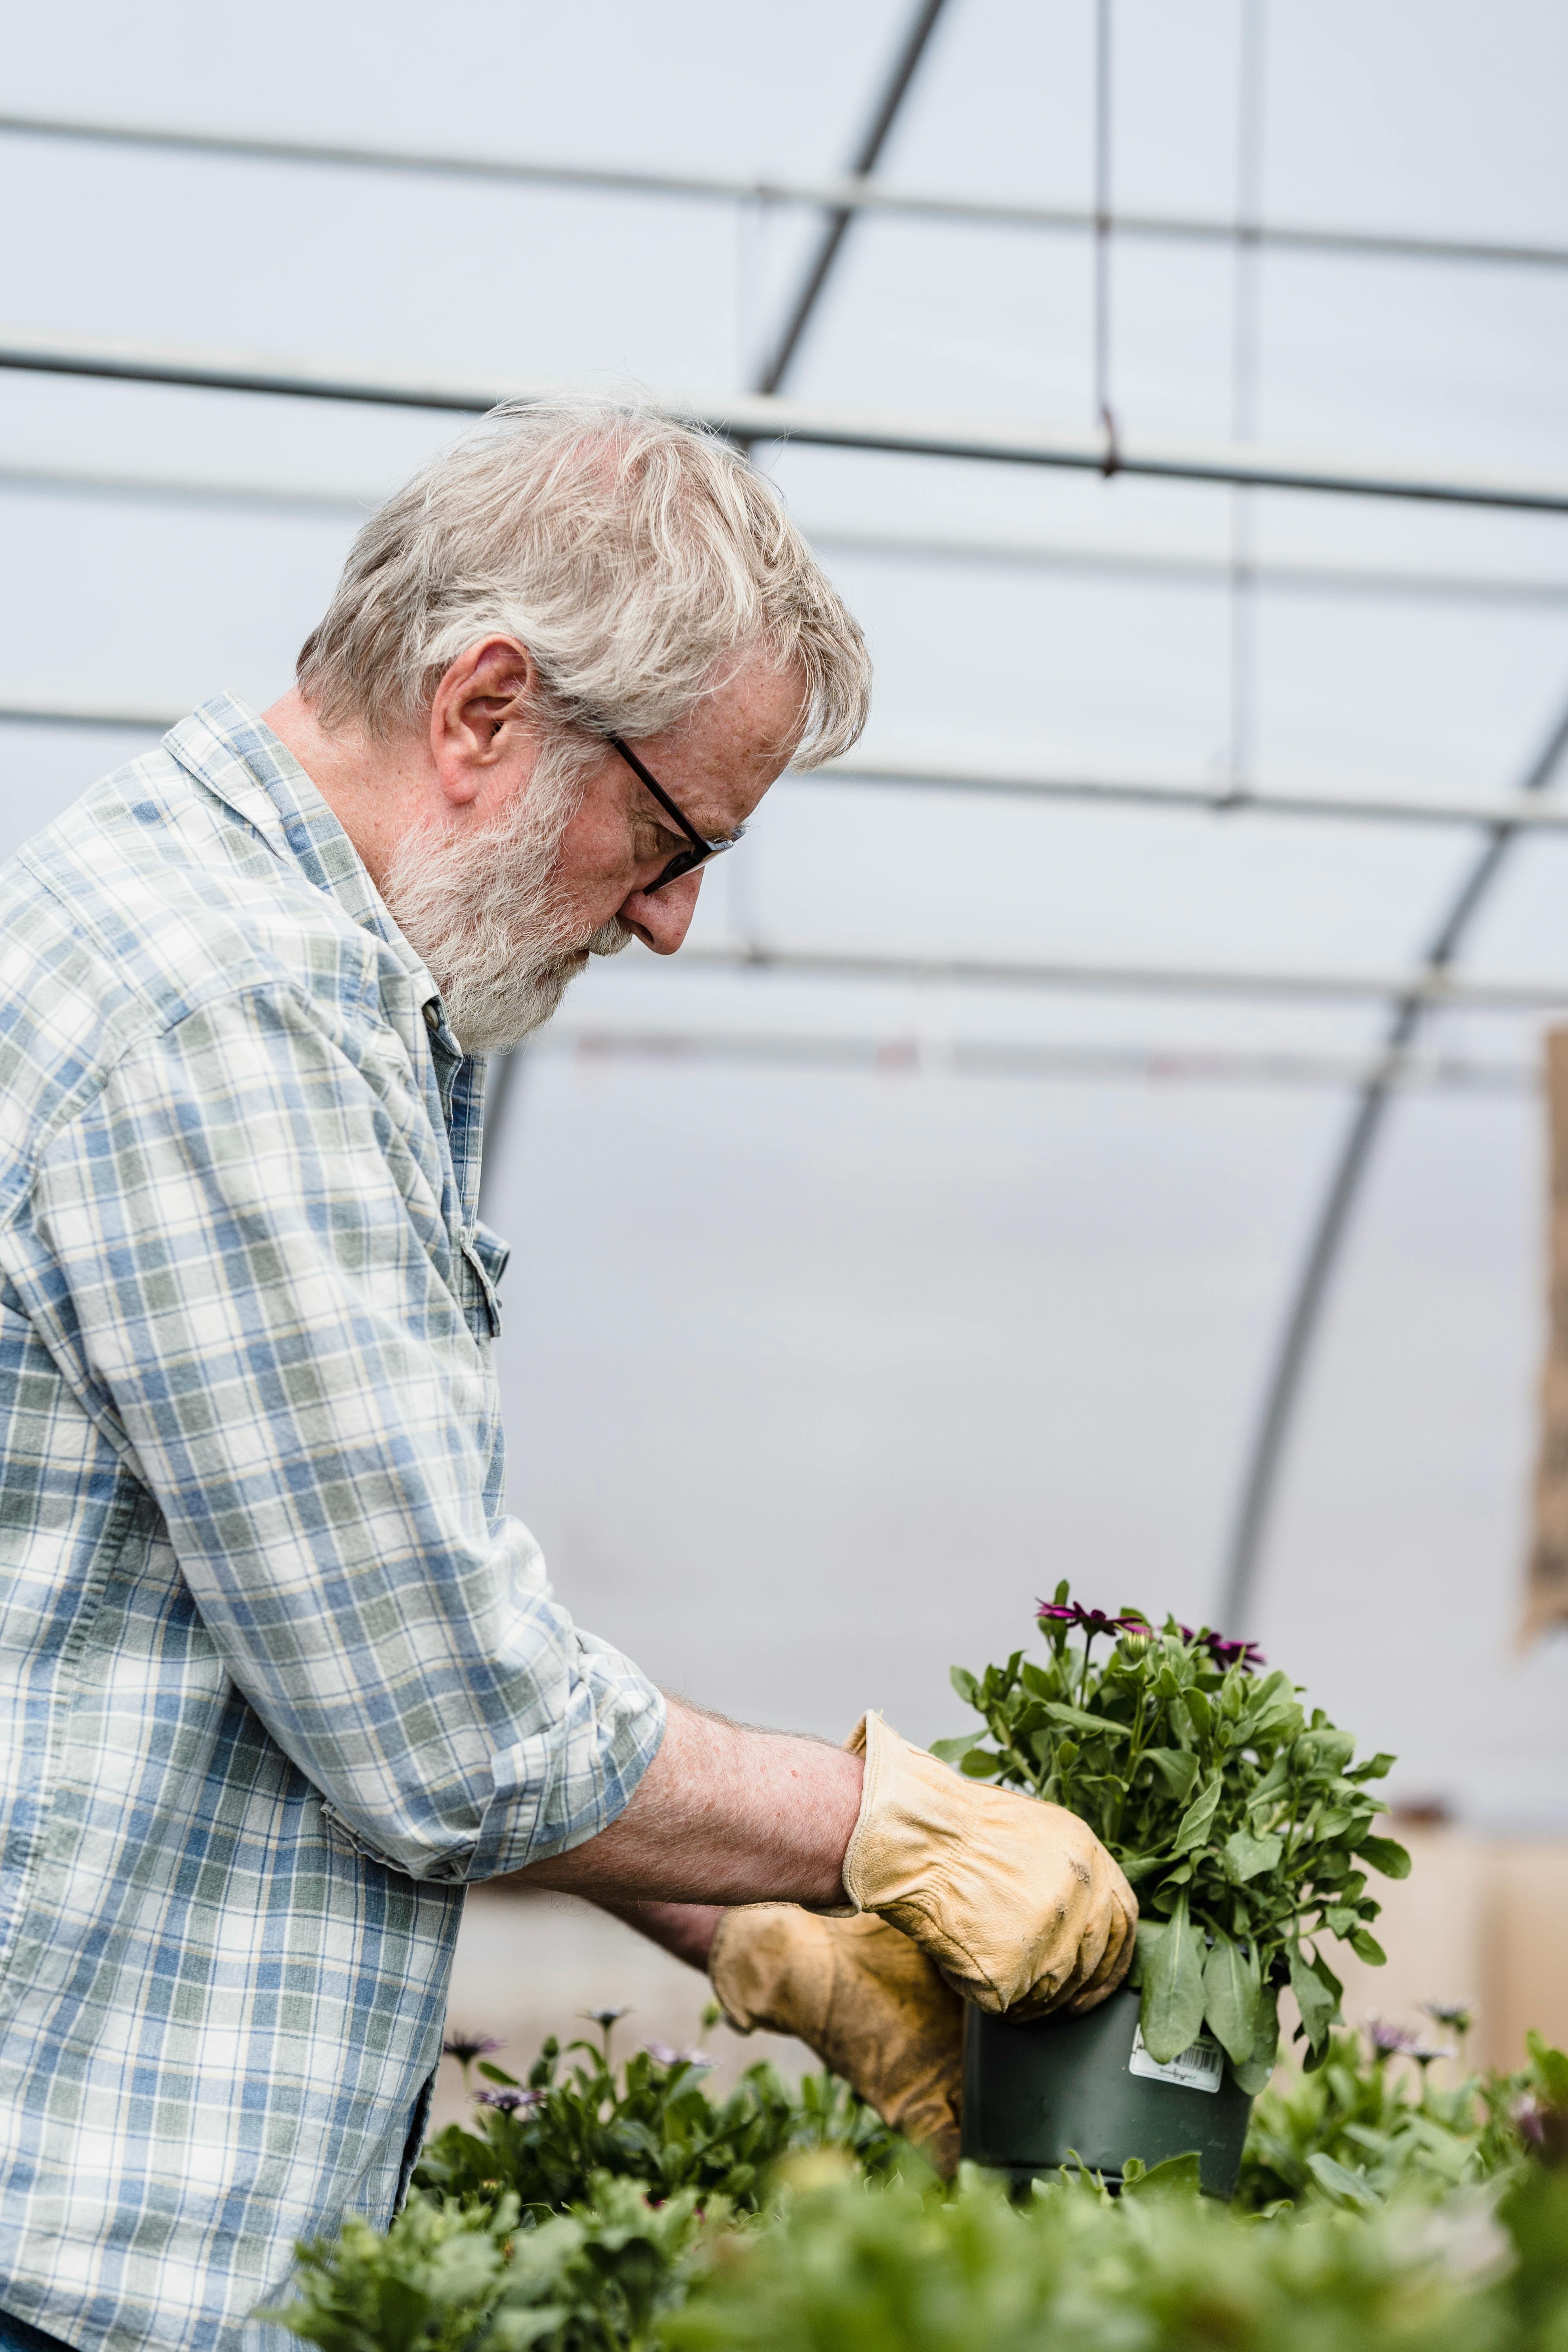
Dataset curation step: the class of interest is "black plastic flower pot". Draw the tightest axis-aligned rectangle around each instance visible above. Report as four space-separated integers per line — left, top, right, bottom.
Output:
960 1986 1255 2200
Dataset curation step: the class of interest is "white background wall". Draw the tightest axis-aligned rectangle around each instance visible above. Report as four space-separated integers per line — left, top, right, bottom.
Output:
4 1 1568 1838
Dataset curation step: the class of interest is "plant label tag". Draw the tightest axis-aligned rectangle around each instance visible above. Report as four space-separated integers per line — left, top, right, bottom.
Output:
1128 2025 1225 2094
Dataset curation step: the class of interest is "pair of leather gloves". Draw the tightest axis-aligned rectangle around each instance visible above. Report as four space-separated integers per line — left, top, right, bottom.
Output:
708 1716 1137 2174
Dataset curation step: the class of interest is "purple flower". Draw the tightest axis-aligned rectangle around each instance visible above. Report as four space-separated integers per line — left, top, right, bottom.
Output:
1035 1601 1137 1638
443 2033 504 2066
1206 1634 1267 1671
1173 1624 1265 1671
1515 2092 1547 2149
643 2041 715 2070
475 2086 544 2116
1366 2018 1449 2063
1421 2000 1475 2036
1510 2091 1568 2161
580 2007 633 2031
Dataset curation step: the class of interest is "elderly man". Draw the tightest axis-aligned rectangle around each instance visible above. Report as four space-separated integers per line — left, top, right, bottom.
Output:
0 399 1134 2352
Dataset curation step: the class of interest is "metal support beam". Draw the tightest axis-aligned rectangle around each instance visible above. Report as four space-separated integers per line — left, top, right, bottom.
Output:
533 1022 1534 1094
1217 686 1568 1635
807 754 1568 833
668 940 1568 1011
4 328 1568 513
4 107 1567 274
6 461 1568 609
753 0 949 395
10 700 1568 836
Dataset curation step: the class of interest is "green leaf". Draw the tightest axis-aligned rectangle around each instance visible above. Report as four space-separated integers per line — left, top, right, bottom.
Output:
949 1665 980 1707
1042 1701 1129 1742
1139 1748 1200 1804
1201 1930 1259 2066
1305 2152 1384 2214
1120 2149 1202 2201
1355 1835 1412 1880
1171 1776 1222 1855
1527 2032 1568 2106
959 1749 1003 1778
1349 1928 1387 1965
477 2062 520 2086
1182 1686 1214 1740
1230 1984 1280 2095
1222 1828 1282 1883
928 1735 983 1764
1298 1728 1356 1775
1140 1893 1206 2065
1116 1855 1166 1885
1289 1944 1342 2053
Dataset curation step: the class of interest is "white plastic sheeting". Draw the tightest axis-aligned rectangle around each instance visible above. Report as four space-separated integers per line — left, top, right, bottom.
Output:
3 0 1566 1824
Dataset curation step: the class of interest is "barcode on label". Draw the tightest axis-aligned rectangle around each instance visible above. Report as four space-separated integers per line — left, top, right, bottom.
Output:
1128 2025 1225 2094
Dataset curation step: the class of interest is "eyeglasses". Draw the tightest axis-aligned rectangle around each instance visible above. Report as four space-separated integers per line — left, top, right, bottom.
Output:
607 732 743 896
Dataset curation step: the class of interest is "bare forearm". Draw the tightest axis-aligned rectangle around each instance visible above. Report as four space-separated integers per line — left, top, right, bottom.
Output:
595 1897 723 1971
515 1698 862 1909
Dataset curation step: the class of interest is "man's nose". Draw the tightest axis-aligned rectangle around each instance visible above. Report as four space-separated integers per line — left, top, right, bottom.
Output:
620 869 703 954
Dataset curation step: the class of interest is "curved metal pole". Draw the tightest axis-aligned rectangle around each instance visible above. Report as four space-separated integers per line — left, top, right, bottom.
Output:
753 0 951 396
1217 686 1568 1633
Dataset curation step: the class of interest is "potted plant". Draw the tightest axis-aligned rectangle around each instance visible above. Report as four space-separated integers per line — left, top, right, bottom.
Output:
935 1585 1410 2196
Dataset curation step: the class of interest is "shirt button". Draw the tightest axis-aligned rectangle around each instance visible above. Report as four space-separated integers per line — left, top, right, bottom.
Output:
423 1003 440 1032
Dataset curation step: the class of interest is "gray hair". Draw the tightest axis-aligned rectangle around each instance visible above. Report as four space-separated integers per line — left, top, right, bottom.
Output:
297 395 871 764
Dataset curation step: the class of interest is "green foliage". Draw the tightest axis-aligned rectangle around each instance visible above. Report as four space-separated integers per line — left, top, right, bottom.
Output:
413 2038 899 2218
272 2175 712 2352
664 2161 1497 2352
933 1584 1407 2069
1240 2025 1568 2214
273 2020 1568 2352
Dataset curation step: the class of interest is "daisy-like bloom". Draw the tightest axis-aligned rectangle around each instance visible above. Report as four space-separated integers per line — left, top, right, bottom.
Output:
1368 2016 1454 2065
1035 1601 1137 1638
1421 2000 1476 2038
475 2086 544 2116
1175 1624 1266 1670
1205 1633 1267 1671
580 2007 633 2031
442 2033 504 2066
643 2041 715 2069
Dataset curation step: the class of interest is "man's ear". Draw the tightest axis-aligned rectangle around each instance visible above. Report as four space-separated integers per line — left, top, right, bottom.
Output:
429 636 540 807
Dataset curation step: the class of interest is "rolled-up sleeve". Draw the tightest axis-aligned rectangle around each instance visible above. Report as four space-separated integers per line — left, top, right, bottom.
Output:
22 976 665 1880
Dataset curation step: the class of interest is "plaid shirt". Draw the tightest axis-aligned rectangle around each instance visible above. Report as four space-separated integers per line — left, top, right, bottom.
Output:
0 697 665 2351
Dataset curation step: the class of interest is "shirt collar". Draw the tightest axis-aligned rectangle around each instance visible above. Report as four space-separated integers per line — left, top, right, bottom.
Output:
161 692 452 1031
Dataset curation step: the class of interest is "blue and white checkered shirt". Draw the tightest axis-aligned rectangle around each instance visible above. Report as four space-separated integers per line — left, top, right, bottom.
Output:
0 696 665 2351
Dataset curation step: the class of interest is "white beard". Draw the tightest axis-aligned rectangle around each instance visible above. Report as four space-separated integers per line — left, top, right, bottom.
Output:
380 746 631 1054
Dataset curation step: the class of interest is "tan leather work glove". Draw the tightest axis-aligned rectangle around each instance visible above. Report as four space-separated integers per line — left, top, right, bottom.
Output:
838 1713 1137 2020
709 1906 964 2174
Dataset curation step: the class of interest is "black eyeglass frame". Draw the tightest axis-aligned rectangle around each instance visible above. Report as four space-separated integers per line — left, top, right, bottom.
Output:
607 732 741 895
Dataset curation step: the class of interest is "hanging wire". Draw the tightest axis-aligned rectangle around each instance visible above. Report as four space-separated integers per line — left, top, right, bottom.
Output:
1093 0 1121 472
1228 0 1268 789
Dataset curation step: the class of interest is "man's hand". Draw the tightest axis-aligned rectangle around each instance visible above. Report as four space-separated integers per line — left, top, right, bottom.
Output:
840 1715 1137 2018
520 1698 1133 2025
709 1907 963 2174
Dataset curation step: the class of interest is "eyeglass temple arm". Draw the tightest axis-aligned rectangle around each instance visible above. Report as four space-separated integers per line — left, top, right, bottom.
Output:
606 733 710 855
